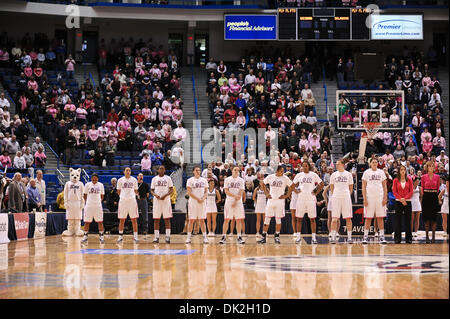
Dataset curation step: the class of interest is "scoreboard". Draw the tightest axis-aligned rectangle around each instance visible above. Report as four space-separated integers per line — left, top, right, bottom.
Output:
278 7 370 41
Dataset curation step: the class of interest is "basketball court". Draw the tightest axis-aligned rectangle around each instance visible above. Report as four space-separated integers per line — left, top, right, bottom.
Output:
1 235 447 299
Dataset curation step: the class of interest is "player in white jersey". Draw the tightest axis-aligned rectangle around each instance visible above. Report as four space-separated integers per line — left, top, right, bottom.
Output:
258 166 293 244
362 158 388 244
186 166 209 244
252 172 267 238
438 176 449 238
206 179 221 237
116 167 139 243
329 159 354 244
81 173 105 243
150 165 173 243
291 162 324 244
410 176 422 239
220 166 246 244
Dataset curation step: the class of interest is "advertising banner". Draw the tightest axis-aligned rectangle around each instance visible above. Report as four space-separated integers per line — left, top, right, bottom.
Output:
371 15 423 40
14 213 29 241
224 15 277 40
34 212 47 239
0 214 9 244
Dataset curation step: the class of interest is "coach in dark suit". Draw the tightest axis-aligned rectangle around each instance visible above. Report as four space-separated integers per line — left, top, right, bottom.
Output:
8 173 26 212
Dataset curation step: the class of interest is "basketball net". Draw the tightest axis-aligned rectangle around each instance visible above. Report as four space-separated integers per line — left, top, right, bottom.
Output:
358 122 381 164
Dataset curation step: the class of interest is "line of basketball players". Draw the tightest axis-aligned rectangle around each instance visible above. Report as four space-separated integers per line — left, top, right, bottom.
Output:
78 157 449 244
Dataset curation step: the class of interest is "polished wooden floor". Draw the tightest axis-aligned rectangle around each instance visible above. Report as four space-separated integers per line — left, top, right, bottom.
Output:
0 234 448 299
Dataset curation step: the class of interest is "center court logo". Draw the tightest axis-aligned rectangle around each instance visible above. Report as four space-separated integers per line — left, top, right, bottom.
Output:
233 255 448 274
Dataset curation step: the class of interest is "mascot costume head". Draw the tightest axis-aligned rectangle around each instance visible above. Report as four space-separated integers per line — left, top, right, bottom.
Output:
62 168 85 236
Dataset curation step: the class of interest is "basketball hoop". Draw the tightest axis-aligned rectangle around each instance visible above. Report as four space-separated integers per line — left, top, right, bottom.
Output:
362 122 382 139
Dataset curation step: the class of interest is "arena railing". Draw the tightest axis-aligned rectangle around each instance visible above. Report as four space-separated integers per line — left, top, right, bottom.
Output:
170 167 183 196
81 169 90 183
55 168 66 186
46 142 61 169
89 72 97 90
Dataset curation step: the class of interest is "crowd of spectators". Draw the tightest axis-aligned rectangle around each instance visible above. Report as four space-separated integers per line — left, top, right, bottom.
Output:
0 33 184 175
336 49 446 171
205 55 334 185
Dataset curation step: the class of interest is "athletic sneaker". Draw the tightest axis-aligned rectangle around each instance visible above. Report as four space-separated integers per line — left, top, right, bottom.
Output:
165 237 170 244
336 233 340 240
153 237 159 243
256 232 261 239
328 233 332 239
295 236 302 244
237 236 245 244
258 234 267 244
347 238 353 244
134 237 139 244
203 237 209 244
374 232 379 238
208 232 214 237
219 236 226 244
379 236 387 244
185 237 191 244
117 236 123 243
311 238 318 245
242 233 247 238
99 235 105 243
81 235 88 243
330 238 336 244
362 237 369 244
274 235 281 244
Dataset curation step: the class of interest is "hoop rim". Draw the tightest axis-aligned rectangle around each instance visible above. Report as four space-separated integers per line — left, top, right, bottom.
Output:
362 122 382 139
362 122 382 128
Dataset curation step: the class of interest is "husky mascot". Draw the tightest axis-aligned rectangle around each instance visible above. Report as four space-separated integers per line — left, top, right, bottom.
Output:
62 168 85 236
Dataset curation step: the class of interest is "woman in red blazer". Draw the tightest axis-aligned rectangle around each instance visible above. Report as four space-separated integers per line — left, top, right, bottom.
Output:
392 165 414 244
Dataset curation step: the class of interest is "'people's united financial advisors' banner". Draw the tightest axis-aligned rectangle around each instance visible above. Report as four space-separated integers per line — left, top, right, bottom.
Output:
224 15 277 40
371 15 423 40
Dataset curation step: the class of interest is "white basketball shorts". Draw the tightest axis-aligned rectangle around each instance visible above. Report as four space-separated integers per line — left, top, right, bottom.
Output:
188 199 206 220
266 199 285 218
331 196 353 219
224 199 245 220
153 198 173 219
364 197 387 218
295 195 317 218
118 199 139 219
84 204 104 222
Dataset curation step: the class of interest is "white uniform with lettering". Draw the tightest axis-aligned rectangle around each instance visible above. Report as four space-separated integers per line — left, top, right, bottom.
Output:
362 168 387 218
83 181 105 222
224 176 245 220
187 177 208 219
264 174 292 218
330 170 353 219
206 188 218 213
151 175 173 219
293 172 322 218
411 185 421 212
64 181 84 219
255 188 266 214
117 176 138 219
440 184 448 214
